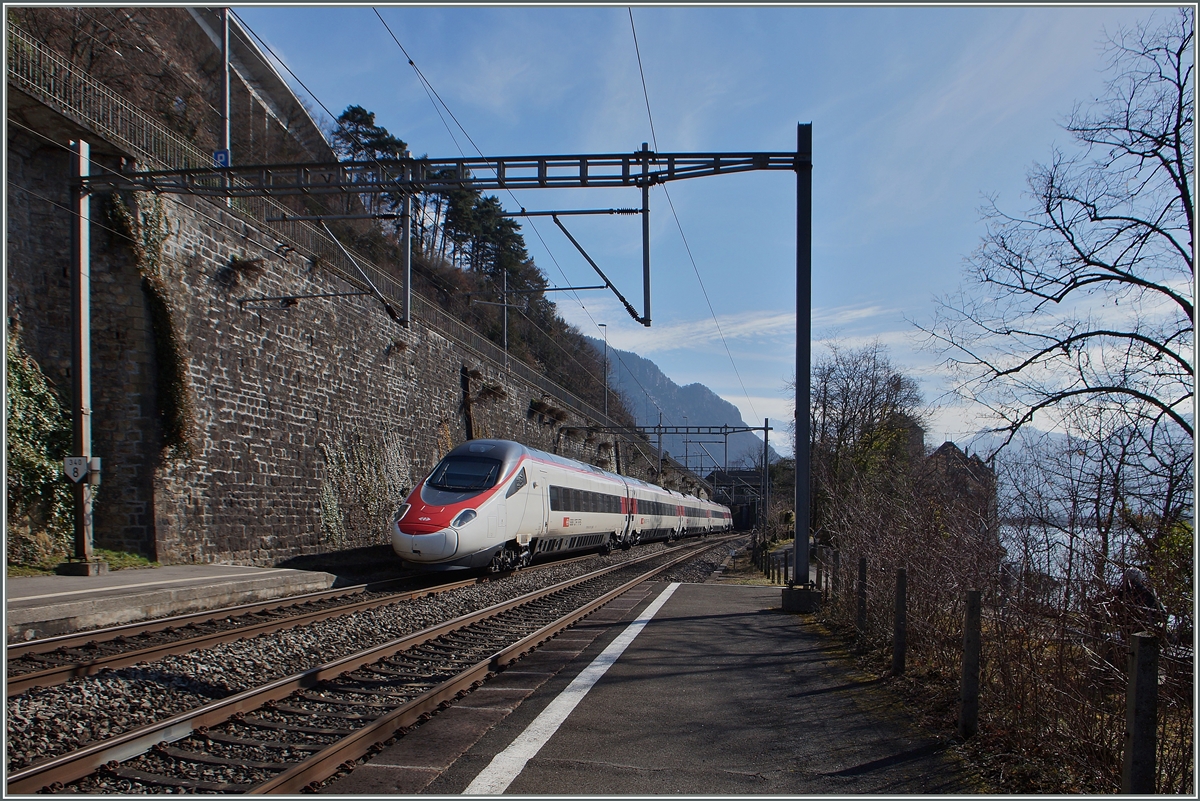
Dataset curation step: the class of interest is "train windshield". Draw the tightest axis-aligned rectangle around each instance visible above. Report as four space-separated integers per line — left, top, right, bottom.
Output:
426 456 503 491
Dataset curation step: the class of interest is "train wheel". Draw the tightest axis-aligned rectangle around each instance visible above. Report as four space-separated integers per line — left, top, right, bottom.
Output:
488 544 524 573
486 550 509 573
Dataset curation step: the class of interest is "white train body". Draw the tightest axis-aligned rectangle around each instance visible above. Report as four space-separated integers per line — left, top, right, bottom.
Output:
391 439 732 571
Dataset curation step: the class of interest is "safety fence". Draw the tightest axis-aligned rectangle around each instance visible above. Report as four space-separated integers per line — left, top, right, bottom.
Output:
811 541 1192 794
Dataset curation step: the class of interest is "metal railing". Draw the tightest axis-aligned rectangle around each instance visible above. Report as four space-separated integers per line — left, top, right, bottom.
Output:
7 23 620 432
8 26 205 170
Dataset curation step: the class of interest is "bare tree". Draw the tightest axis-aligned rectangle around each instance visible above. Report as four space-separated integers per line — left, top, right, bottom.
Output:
925 9 1193 444
913 15 1193 789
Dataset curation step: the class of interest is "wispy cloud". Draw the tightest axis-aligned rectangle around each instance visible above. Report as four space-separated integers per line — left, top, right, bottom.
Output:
600 303 904 355
607 309 793 354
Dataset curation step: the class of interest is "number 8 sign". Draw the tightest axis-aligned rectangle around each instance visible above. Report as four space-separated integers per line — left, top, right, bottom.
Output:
63 457 88 483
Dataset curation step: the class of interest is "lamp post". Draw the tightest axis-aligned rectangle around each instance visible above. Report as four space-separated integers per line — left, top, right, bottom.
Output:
599 323 608 420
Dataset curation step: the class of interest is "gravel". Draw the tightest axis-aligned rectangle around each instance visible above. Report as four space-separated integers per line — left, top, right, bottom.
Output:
657 539 744 584
7 541 715 773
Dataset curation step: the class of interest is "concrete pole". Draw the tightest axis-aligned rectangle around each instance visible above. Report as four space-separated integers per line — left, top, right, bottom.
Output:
221 8 231 161
794 122 813 588
403 151 412 326
600 323 607 419
70 140 96 568
401 190 412 327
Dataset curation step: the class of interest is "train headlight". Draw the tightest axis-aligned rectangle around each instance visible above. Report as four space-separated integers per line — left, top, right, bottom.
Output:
392 504 411 525
451 509 477 528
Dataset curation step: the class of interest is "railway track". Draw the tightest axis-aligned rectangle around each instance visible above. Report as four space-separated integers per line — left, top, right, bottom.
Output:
6 554 601 696
8 537 734 794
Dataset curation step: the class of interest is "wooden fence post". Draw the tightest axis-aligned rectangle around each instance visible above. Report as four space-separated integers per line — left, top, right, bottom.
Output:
856 556 868 636
958 590 981 739
892 568 907 676
1121 632 1158 794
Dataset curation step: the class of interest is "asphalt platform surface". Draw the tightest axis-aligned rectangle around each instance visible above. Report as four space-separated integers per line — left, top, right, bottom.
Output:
325 580 977 795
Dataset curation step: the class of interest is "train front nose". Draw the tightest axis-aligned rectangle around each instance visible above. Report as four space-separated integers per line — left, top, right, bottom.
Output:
392 523 460 562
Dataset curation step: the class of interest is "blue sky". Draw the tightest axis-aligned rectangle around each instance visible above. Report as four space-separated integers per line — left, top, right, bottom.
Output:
234 4 1164 457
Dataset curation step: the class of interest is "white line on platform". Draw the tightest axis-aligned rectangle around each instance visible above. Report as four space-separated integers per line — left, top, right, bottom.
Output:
462 582 680 795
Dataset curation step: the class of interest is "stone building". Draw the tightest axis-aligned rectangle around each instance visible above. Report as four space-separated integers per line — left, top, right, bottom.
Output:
923 440 998 539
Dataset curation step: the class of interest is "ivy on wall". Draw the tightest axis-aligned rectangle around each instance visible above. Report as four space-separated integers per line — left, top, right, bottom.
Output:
5 322 74 565
111 194 196 458
318 430 414 549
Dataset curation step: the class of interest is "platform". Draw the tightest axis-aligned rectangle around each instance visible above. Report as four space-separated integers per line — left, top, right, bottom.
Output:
325 581 977 795
5 564 336 642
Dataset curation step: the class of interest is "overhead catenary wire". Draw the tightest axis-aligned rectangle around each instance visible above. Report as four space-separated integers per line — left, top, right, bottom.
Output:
240 10 688 442
370 7 675 425
13 29 675 470
627 7 761 425
372 10 629 329
9 119 637 446
236 8 669 428
8 118 253 246
5 117 380 319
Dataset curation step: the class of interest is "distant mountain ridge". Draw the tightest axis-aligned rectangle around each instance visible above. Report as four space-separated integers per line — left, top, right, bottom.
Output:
585 338 782 475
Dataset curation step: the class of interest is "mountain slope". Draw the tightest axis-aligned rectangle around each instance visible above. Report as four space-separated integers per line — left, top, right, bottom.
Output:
586 338 782 474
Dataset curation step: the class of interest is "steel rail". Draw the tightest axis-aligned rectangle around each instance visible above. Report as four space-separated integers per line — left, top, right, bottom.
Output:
9 579 460 696
7 584 369 660
249 538 729 794
7 554 601 660
7 556 602 695
5 539 725 794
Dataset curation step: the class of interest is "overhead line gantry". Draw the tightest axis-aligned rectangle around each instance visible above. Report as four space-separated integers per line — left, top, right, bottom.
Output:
76 128 816 599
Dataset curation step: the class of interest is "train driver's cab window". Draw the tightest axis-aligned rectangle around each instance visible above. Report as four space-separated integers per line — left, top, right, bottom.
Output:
427 456 502 491
505 467 528 498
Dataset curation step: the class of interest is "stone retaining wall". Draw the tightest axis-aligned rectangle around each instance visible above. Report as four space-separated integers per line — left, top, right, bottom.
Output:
7 102 673 565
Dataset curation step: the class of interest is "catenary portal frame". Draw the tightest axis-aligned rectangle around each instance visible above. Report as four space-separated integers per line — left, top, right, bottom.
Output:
76 125 815 592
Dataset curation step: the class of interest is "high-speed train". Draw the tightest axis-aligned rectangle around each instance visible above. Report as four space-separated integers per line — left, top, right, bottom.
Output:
392 439 732 571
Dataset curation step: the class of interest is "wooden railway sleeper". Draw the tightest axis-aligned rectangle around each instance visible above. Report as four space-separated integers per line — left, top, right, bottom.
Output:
106 764 252 793
271 704 382 722
323 685 416 700
239 716 360 736
297 692 397 708
152 743 288 771
200 731 324 752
